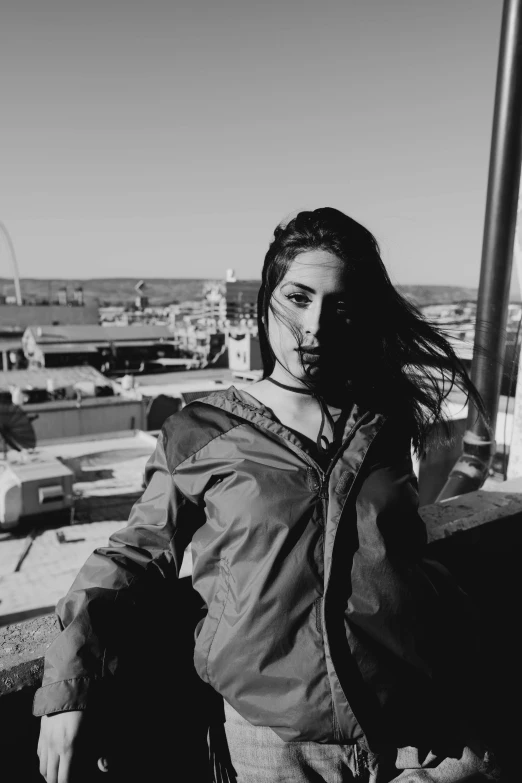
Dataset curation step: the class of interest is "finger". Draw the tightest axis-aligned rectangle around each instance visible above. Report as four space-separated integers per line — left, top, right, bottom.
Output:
38 746 48 780
57 751 73 783
37 730 43 759
97 757 109 773
46 752 59 783
37 722 48 762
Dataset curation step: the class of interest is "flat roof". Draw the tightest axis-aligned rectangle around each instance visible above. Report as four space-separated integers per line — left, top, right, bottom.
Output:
0 365 111 391
28 325 174 343
0 339 23 352
134 368 237 387
131 368 257 400
39 343 99 354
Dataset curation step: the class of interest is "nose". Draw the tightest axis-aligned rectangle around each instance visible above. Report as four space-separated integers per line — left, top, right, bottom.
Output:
303 300 326 338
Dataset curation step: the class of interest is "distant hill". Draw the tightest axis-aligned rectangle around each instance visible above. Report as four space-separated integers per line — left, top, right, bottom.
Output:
397 285 480 306
0 278 515 308
0 278 220 307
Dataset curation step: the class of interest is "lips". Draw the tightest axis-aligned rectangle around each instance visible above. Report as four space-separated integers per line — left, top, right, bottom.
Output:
298 347 322 363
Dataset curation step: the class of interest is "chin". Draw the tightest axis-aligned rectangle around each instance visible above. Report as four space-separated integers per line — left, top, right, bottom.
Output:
299 364 325 383
304 365 322 379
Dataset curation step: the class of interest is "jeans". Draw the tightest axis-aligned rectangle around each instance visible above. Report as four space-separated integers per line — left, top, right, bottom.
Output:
217 701 495 783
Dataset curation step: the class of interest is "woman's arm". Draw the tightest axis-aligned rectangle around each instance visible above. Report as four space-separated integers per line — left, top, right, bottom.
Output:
33 426 205 717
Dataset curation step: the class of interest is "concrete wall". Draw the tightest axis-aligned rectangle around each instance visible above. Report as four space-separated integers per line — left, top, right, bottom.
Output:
24 396 147 441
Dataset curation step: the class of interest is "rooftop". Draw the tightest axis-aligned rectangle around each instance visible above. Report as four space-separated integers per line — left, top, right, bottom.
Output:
0 365 113 392
133 367 257 399
0 338 23 352
0 430 169 625
26 324 173 344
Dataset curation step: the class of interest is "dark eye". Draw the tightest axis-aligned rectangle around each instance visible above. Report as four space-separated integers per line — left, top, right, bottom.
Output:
286 293 310 307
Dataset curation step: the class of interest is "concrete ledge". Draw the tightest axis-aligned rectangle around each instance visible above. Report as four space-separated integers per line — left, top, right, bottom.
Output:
0 614 61 696
420 489 522 541
0 604 59 630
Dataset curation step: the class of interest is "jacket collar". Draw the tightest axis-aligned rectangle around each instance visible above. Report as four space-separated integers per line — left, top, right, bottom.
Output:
195 385 386 462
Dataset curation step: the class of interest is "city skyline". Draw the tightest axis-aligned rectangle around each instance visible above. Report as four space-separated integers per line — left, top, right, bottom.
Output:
0 1 512 289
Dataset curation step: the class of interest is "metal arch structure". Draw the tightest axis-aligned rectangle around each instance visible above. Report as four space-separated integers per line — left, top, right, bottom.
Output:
0 220 23 306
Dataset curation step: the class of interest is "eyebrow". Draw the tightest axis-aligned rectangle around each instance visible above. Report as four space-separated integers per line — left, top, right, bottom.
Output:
281 281 348 298
281 281 316 293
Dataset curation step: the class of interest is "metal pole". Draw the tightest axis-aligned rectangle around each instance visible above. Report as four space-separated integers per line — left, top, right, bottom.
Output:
437 0 522 500
506 186 522 478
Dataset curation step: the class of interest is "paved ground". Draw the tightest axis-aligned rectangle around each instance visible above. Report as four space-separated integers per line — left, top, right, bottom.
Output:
0 431 191 625
0 520 128 623
0 520 192 624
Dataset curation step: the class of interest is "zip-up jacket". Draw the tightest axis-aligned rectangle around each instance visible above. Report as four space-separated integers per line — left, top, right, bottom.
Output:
33 386 477 750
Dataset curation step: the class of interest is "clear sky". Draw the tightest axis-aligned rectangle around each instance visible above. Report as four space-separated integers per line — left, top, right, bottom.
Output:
0 0 507 286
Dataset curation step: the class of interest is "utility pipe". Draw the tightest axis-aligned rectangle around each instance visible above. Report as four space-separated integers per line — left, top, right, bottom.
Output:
437 0 522 500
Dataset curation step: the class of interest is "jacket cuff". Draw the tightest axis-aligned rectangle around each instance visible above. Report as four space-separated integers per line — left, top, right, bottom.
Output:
33 676 103 716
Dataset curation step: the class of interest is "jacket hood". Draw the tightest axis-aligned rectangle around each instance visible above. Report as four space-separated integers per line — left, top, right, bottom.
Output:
195 385 380 454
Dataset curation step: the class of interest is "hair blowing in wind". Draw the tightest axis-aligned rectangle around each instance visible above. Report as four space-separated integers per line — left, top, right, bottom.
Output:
257 207 487 455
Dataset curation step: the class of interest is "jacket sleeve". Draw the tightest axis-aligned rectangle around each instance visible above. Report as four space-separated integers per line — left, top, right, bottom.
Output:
33 427 205 717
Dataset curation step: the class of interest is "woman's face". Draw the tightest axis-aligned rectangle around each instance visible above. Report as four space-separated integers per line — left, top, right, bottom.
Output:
266 249 353 385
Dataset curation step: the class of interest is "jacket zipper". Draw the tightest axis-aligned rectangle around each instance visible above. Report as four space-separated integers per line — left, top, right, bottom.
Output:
321 414 387 742
226 392 372 497
318 412 372 498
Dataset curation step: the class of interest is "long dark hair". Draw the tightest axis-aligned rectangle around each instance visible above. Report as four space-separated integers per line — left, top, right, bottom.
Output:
257 207 487 455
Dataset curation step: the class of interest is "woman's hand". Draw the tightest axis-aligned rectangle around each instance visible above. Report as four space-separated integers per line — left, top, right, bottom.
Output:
390 769 485 781
37 711 109 783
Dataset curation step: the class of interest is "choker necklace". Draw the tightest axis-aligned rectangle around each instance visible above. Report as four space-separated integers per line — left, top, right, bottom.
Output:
265 377 315 395
266 377 344 454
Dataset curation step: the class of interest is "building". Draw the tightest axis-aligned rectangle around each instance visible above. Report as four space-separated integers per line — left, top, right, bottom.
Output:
0 302 99 330
225 280 259 324
0 337 25 372
132 367 258 429
22 325 178 372
228 332 263 373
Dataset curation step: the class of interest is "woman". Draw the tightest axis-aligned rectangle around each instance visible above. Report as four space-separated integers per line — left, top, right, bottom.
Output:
36 208 496 782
